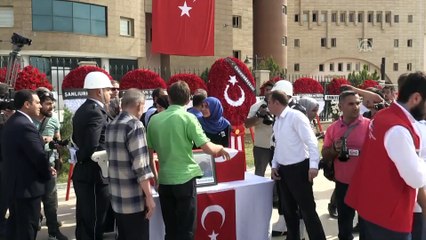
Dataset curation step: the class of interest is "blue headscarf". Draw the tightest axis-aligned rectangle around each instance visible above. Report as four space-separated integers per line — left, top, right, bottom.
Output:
198 97 230 134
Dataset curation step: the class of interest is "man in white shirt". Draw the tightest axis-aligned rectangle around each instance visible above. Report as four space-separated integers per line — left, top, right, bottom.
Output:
269 90 326 240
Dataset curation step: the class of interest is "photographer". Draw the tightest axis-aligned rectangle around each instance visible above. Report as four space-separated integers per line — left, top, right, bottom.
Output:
321 91 370 240
33 88 67 240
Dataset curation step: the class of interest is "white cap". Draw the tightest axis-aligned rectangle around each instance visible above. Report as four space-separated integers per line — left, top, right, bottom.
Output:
83 71 113 89
271 80 293 96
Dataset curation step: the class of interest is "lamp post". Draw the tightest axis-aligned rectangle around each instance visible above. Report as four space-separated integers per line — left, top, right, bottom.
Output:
244 54 263 70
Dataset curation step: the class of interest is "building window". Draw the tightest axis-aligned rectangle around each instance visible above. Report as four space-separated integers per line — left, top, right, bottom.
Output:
282 36 287 46
394 15 399 23
312 12 317 22
340 12 346 23
0 7 13 27
347 63 352 71
393 63 398 71
394 39 399 47
232 15 242 28
355 63 360 71
32 0 107 36
385 12 391 23
408 15 413 23
407 63 412 71
367 12 373 23
349 12 355 22
338 63 343 72
232 50 241 59
282 5 287 15
376 12 382 23
320 38 326 47
408 39 413 47
294 39 300 47
331 38 337 47
303 12 308 22
294 14 299 22
320 12 326 22
330 63 334 71
357 12 363 23
294 63 300 72
319 64 324 72
331 12 337 22
120 17 134 36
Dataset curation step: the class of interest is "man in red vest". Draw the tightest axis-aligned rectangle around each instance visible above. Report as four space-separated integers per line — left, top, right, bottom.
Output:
345 71 426 240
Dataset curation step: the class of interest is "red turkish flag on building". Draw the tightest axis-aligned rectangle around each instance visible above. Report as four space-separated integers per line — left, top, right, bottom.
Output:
196 190 236 240
152 0 215 56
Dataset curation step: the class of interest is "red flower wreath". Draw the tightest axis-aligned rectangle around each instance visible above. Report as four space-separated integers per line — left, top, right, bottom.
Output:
62 66 111 90
0 68 6 83
207 57 256 126
120 69 166 90
14 65 53 91
293 77 324 94
358 79 381 90
326 78 351 95
168 73 207 94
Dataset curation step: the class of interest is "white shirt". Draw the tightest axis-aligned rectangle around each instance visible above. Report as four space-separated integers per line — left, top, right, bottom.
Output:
271 106 320 169
414 120 426 212
247 100 273 149
17 110 33 123
88 98 105 108
384 103 426 191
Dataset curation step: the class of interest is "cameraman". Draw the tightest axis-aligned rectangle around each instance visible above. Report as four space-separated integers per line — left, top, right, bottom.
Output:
33 88 67 240
321 91 370 240
244 81 274 177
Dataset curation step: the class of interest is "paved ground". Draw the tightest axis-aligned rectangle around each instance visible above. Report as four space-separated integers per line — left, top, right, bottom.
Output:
36 168 359 240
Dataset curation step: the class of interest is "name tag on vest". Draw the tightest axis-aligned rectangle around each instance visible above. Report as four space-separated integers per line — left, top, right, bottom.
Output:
348 149 360 157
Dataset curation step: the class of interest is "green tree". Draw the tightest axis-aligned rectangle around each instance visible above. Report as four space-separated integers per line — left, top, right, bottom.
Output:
58 107 73 182
199 68 209 83
257 57 286 78
347 64 380 87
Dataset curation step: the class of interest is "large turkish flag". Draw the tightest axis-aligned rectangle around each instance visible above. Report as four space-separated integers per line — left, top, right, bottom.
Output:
152 0 215 56
196 190 236 240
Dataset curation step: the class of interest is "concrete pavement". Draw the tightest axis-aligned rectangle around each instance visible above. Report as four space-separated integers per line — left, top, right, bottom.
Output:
36 169 359 240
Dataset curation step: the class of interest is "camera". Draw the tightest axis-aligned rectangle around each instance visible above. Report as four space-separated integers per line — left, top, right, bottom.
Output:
48 138 69 150
256 104 274 125
374 102 387 111
11 33 32 47
337 137 350 162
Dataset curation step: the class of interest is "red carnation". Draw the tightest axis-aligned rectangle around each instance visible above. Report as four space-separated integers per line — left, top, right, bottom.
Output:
207 57 256 125
359 79 380 90
15 65 52 91
168 73 207 94
326 78 351 95
0 68 6 83
120 69 166 90
62 66 111 90
293 77 324 94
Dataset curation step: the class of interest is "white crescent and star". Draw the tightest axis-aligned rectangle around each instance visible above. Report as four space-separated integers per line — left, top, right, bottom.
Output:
201 205 226 230
224 75 246 107
208 230 219 240
178 1 192 17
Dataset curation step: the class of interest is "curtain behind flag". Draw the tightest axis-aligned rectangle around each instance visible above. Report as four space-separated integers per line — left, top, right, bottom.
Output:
152 0 215 56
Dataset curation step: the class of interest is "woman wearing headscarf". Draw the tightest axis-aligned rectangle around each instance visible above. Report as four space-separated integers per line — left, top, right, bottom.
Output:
198 97 231 147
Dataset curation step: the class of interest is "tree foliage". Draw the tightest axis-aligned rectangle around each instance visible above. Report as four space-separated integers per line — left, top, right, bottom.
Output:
257 57 285 79
347 64 380 87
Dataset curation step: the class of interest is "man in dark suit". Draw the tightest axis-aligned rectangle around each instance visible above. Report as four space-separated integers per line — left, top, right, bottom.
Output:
1 89 52 240
72 71 112 240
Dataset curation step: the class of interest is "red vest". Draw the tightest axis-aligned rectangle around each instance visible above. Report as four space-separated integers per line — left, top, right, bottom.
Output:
345 103 420 233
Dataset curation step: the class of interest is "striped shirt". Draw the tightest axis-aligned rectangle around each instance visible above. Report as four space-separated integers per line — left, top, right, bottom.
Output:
106 111 153 214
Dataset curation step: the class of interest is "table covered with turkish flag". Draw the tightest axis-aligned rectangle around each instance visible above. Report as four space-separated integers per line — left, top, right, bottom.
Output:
148 172 274 240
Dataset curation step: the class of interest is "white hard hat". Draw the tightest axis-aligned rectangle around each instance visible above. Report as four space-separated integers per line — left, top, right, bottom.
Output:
83 71 113 89
272 80 293 96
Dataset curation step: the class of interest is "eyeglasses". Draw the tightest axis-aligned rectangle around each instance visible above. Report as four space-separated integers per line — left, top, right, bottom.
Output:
111 88 119 91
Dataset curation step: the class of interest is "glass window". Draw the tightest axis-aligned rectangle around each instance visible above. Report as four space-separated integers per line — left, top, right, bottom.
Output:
393 63 398 71
347 63 352 71
376 12 382 23
91 20 106 36
331 12 337 22
349 12 355 22
340 12 346 23
53 1 72 17
319 12 326 22
331 38 337 47
394 39 399 48
53 16 72 32
0 7 14 27
120 17 134 36
90 5 106 21
74 18 91 34
408 39 413 47
303 12 308 22
33 0 53 15
330 63 334 71
232 50 241 59
368 12 373 22
408 15 413 23
319 64 324 72
407 63 412 71
312 12 317 22
33 15 53 31
294 63 300 72
321 38 326 47
385 12 391 23
294 14 299 22
282 5 287 15
358 12 363 22
394 15 399 23
282 36 287 46
232 16 241 28
73 3 90 20
294 39 300 47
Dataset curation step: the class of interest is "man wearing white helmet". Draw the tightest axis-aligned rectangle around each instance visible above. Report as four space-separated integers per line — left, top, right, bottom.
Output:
72 71 113 239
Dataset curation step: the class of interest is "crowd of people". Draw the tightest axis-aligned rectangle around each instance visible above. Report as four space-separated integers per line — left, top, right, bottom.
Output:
1 70 426 240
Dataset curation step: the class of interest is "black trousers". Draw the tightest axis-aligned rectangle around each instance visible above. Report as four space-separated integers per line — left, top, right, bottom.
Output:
8 196 42 240
73 180 110 240
412 212 426 240
42 176 60 235
253 146 273 177
278 160 326 240
115 211 149 240
158 178 197 240
362 217 410 240
335 181 355 240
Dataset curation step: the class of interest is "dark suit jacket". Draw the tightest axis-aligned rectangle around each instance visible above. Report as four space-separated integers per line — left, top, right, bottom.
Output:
1 111 50 199
72 99 110 184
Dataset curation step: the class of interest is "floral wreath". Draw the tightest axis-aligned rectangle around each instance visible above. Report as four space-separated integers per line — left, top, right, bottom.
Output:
120 69 166 90
326 78 351 95
293 77 324 94
62 66 111 90
358 79 381 90
207 57 256 126
0 66 52 91
168 73 207 94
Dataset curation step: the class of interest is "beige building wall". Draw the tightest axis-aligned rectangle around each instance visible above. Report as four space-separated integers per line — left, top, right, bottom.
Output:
0 0 145 59
287 0 425 83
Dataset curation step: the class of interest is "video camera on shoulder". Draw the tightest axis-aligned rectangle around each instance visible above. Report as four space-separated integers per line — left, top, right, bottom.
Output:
256 104 274 125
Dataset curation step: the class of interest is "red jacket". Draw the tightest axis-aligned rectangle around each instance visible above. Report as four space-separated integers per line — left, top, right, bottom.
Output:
345 103 420 233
